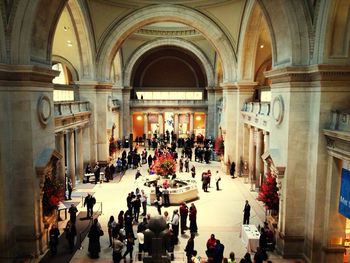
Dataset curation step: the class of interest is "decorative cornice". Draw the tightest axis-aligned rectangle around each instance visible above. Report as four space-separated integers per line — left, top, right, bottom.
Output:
135 28 200 37
265 65 350 84
0 64 59 84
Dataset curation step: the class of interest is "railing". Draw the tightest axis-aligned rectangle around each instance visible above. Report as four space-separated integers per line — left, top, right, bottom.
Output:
133 251 185 262
130 99 208 108
54 101 90 117
242 102 270 116
77 201 103 250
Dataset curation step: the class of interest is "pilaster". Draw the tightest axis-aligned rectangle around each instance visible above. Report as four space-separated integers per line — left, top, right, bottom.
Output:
67 129 76 188
76 127 84 182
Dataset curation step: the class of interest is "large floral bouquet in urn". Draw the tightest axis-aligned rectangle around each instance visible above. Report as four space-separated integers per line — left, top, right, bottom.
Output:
42 176 64 216
152 154 177 178
257 172 279 212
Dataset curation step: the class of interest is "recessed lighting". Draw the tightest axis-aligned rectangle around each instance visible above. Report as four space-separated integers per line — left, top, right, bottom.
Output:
260 44 264 49
196 116 201 121
136 115 142 121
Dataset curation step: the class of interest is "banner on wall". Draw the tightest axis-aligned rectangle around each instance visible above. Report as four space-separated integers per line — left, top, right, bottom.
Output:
339 168 350 219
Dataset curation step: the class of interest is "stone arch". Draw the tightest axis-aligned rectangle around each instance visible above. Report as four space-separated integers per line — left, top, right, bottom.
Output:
256 0 312 67
237 1 264 81
123 38 214 88
313 0 350 64
66 0 95 79
52 55 79 81
96 4 236 83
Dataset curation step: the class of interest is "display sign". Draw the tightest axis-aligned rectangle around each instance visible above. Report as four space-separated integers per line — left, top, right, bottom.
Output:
339 168 350 219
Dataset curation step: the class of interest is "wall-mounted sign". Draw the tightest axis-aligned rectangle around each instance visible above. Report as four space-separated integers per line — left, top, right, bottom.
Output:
339 168 350 219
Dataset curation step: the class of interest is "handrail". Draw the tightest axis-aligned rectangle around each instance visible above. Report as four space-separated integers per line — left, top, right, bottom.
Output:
133 251 185 262
77 201 103 250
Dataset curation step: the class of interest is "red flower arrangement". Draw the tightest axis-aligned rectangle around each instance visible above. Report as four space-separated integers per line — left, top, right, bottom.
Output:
109 137 117 156
42 176 64 216
214 135 224 155
151 154 177 177
257 172 279 212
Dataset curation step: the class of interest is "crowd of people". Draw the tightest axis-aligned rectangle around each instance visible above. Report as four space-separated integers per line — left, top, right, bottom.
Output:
49 135 275 263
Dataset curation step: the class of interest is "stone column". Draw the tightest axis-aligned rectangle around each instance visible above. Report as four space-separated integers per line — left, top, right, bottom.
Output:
255 128 264 189
221 83 238 172
189 113 194 134
263 131 270 175
206 87 215 138
174 113 179 136
76 81 97 164
96 83 112 161
144 113 148 135
321 155 346 262
56 132 66 182
76 127 84 182
122 87 131 138
67 129 76 188
248 126 256 185
82 125 91 167
158 113 164 135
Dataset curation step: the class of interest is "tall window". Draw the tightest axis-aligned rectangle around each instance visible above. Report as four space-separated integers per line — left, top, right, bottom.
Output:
52 63 74 101
136 91 202 100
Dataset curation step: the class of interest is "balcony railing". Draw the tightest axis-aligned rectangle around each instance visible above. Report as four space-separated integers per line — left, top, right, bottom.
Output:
54 101 91 132
54 101 90 117
130 99 208 108
241 102 271 131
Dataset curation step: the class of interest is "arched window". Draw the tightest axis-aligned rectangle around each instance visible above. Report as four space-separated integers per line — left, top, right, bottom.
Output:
52 63 74 101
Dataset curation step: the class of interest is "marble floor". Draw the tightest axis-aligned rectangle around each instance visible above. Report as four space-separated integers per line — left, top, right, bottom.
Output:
55 149 304 263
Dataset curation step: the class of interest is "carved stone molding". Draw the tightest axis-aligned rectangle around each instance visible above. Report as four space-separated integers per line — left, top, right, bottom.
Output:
37 95 52 127
271 95 284 126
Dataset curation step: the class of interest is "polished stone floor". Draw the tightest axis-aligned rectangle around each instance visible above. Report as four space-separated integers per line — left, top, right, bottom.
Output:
56 148 303 263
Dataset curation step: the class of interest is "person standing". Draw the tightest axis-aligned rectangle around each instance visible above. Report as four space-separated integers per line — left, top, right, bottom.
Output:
133 195 141 222
162 187 170 207
68 204 78 224
171 209 180 244
65 220 77 253
112 234 124 263
84 193 96 218
243 200 251 225
67 178 73 200
49 224 60 256
107 216 117 247
179 156 184 172
191 165 196 178
230 161 236 178
185 232 195 263
213 239 225 263
88 218 102 258
140 190 148 216
184 157 190 172
189 203 198 234
215 171 221 191
154 193 162 215
94 162 101 184
179 202 189 234
206 234 217 260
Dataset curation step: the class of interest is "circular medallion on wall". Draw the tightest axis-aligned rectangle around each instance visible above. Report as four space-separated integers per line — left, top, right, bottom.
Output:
271 95 284 125
37 95 51 127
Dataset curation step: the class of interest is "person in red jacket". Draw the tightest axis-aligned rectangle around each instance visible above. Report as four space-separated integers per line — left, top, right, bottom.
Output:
179 202 189 234
206 233 217 260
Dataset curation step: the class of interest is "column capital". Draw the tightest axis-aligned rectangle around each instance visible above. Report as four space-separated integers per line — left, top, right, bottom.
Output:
263 130 270 135
235 81 257 92
220 82 238 90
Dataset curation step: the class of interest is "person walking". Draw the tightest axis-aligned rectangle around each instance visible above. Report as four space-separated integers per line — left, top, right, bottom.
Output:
230 161 236 178
68 204 78 224
122 233 135 261
243 200 251 225
67 178 73 200
49 224 60 256
65 220 77 253
84 193 96 218
185 232 195 263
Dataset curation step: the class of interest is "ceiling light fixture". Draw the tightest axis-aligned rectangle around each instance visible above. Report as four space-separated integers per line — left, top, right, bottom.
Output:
136 115 142 121
196 116 201 121
260 44 264 49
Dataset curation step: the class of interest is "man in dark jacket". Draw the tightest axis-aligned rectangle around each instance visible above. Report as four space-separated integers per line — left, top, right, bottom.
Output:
213 239 224 263
84 193 96 218
185 232 195 263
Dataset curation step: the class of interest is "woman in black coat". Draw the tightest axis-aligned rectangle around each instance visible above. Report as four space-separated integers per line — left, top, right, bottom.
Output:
88 219 102 258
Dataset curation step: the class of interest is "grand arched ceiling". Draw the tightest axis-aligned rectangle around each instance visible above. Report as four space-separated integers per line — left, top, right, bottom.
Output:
132 46 207 88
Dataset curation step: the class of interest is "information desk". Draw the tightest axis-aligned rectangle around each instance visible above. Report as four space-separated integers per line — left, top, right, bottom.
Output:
83 172 104 183
241 224 260 252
